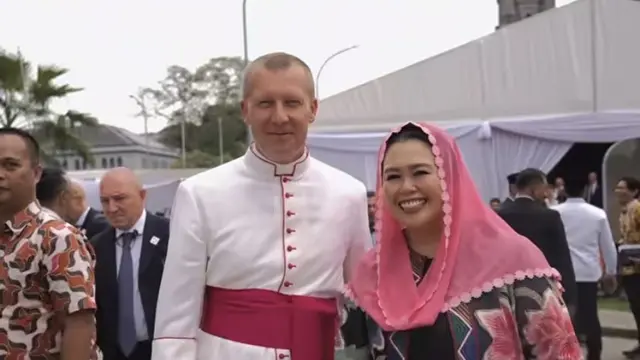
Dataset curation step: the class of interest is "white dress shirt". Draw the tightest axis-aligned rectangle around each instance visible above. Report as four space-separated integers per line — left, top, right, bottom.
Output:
115 210 149 341
152 146 371 360
552 198 617 282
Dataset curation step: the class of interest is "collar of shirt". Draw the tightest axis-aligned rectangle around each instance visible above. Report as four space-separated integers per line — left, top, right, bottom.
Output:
41 207 61 219
115 210 147 239
76 207 91 227
514 194 534 201
565 197 586 204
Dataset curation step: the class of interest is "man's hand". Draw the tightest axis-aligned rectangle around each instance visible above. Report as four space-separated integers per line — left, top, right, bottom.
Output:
601 274 618 295
62 310 95 360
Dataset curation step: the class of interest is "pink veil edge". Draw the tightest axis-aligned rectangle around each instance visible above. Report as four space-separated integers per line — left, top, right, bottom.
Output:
345 122 560 331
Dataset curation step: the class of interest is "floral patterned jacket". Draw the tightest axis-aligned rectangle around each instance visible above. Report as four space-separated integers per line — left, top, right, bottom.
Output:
341 270 582 359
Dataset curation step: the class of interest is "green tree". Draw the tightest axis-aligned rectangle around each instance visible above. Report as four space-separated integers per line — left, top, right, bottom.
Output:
0 50 98 164
144 56 247 167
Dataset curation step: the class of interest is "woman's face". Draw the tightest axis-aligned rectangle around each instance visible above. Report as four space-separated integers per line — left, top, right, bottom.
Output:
382 139 444 230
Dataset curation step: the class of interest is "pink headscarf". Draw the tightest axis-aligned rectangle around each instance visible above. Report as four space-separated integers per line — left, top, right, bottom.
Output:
346 122 558 331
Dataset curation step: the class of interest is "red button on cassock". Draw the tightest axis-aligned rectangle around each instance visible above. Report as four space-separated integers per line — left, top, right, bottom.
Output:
286 245 296 252
286 210 295 217
286 228 295 234
288 263 296 269
284 281 293 287
284 193 293 198
282 177 290 183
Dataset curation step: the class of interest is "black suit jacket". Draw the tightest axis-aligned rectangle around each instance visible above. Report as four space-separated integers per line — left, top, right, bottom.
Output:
584 184 603 209
93 213 170 359
79 208 110 241
497 198 577 307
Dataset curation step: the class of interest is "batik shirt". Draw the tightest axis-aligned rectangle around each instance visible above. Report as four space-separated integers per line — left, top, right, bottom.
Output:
343 249 582 360
0 202 101 359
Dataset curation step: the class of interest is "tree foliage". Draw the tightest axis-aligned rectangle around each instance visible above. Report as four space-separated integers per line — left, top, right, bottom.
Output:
141 56 247 168
0 49 98 164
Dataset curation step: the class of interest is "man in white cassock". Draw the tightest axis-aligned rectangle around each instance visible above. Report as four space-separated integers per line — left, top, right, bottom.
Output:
151 52 371 360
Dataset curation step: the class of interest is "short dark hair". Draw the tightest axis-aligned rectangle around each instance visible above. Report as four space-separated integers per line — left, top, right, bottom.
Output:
0 127 40 165
507 173 519 185
36 167 68 206
620 176 640 198
515 168 547 191
367 191 375 198
563 176 583 197
489 197 501 203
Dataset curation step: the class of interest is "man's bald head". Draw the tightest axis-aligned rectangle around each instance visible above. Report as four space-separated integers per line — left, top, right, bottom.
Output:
99 167 146 230
242 52 315 100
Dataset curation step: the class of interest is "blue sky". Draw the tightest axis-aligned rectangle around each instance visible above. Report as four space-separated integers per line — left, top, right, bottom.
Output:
0 0 575 133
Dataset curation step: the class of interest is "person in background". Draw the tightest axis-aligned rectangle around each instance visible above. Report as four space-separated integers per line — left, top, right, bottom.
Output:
584 172 603 208
552 175 617 360
0 128 100 359
35 167 69 219
151 52 370 360
498 168 578 313
489 197 501 211
347 123 581 359
367 190 376 243
93 167 170 360
614 176 640 359
501 172 519 209
65 178 110 240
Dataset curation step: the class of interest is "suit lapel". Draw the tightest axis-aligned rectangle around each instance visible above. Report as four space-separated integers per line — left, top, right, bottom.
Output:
139 216 155 275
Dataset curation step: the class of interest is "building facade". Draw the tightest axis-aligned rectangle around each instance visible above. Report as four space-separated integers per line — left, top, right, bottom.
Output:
498 0 555 28
55 125 179 170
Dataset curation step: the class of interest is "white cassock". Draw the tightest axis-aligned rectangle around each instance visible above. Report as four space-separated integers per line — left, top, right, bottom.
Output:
151 145 371 360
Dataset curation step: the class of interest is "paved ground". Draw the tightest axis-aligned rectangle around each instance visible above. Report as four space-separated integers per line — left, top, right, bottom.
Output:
601 309 638 339
602 337 636 359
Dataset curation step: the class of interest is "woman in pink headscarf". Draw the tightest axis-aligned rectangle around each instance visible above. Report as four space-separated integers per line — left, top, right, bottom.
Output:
346 122 582 360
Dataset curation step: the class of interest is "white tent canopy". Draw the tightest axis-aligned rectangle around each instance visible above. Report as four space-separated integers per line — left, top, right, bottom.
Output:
312 0 640 132
307 0 640 200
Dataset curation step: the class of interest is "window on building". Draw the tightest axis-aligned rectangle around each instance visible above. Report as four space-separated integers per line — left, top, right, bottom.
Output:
117 157 123 166
109 158 115 168
101 158 107 169
74 159 80 170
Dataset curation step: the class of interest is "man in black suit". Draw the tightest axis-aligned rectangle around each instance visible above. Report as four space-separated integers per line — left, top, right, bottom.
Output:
64 179 110 240
93 168 170 360
501 172 519 210
583 171 603 209
497 168 577 311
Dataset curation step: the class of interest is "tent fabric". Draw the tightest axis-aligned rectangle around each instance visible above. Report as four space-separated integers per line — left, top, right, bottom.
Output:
312 0 640 132
308 110 640 199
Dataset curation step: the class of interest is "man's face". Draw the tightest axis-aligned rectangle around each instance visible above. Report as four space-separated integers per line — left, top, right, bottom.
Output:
100 179 145 230
63 185 86 223
555 177 564 188
490 200 501 211
241 65 318 164
367 195 376 224
0 134 41 210
588 172 597 184
615 180 637 204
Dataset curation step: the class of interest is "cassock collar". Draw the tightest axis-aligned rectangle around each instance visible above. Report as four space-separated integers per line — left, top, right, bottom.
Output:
244 144 310 179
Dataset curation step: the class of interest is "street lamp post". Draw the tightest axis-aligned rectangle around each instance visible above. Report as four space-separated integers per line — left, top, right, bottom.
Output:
129 94 151 168
242 0 252 147
316 45 359 98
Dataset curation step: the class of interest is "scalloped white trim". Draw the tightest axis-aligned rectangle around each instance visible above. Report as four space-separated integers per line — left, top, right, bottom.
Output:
442 267 561 311
343 267 561 315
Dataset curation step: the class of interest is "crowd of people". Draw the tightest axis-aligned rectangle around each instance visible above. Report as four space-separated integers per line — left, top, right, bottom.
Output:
0 50 635 360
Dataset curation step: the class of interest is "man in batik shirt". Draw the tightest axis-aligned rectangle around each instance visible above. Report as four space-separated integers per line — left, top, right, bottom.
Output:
0 128 100 360
615 176 640 358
